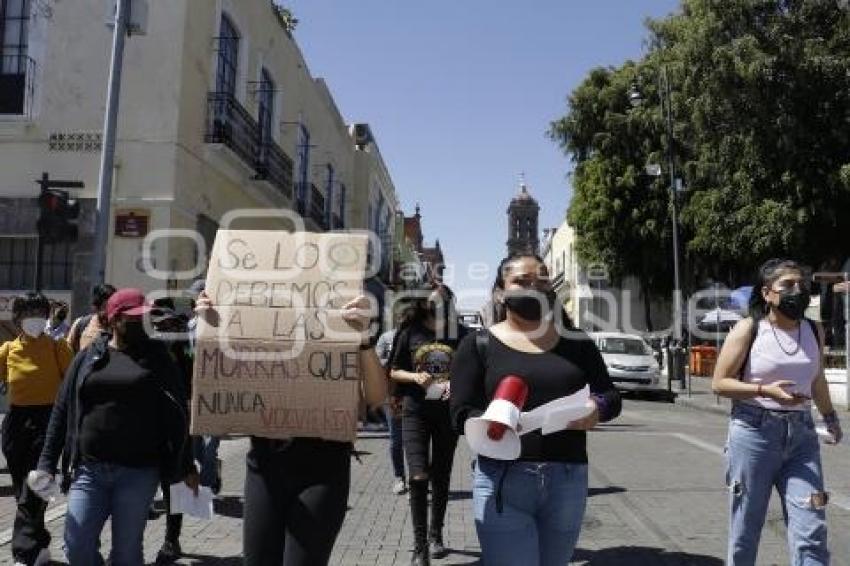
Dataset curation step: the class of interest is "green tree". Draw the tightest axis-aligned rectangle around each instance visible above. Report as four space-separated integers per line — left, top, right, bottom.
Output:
552 0 850 302
551 62 674 329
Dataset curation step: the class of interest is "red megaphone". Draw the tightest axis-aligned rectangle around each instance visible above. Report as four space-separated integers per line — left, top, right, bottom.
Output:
487 375 529 440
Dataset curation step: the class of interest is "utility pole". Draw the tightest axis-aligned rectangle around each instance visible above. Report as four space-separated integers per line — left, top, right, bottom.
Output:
91 0 129 287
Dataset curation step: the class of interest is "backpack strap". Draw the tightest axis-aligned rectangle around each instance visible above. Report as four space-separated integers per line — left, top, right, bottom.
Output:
805 318 822 353
738 315 761 379
474 329 489 368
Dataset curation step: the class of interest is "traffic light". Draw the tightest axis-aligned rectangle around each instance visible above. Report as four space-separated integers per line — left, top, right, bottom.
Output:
37 189 80 243
36 173 82 244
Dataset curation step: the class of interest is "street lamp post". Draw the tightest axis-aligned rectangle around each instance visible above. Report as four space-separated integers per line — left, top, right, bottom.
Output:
630 64 685 389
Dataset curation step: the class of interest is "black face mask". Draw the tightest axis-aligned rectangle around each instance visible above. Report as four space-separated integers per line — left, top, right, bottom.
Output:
774 290 810 321
503 290 556 322
121 320 149 345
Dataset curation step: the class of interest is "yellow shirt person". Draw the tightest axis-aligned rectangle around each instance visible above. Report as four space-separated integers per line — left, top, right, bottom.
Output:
0 333 73 407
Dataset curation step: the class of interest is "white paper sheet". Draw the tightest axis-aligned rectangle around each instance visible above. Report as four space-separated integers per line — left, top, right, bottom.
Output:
169 483 214 520
424 381 448 400
518 385 594 436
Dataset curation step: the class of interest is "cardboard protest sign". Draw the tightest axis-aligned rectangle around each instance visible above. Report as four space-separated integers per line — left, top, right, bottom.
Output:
191 230 369 443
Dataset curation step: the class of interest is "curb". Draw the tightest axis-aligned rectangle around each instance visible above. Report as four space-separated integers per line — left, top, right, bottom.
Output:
674 393 730 417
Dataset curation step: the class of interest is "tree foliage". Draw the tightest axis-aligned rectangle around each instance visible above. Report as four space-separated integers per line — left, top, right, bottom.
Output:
551 0 850 292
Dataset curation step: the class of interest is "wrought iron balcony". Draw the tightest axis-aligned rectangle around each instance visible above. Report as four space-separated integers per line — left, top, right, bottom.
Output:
205 91 260 170
0 54 36 116
256 141 294 199
309 184 328 230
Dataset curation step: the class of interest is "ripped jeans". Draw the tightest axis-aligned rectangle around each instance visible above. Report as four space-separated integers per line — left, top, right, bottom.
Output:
726 402 829 566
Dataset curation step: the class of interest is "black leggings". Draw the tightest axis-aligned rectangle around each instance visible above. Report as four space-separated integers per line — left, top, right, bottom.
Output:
1 405 52 564
243 438 351 566
402 398 458 539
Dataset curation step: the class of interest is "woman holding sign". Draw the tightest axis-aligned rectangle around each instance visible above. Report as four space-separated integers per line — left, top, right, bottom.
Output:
390 285 468 565
196 290 387 566
450 254 621 566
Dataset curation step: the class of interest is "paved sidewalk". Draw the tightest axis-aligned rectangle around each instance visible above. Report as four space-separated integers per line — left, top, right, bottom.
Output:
0 398 848 564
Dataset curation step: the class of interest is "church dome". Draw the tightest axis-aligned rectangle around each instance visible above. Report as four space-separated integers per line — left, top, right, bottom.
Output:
511 181 538 205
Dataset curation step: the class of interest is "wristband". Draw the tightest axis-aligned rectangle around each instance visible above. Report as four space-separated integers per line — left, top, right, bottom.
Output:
591 393 610 422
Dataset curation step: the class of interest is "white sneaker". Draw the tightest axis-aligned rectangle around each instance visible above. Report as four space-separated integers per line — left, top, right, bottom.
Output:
392 478 407 495
34 547 51 566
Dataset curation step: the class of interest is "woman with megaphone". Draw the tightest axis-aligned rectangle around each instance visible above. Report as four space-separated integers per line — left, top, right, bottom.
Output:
450 253 622 566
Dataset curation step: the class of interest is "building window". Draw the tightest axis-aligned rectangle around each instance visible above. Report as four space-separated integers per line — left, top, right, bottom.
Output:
295 124 310 214
324 164 334 227
338 184 346 229
375 192 384 234
215 14 239 96
0 237 73 290
0 0 31 115
257 68 274 162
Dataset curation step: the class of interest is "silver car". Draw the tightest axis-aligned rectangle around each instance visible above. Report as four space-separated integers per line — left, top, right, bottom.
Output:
591 332 661 391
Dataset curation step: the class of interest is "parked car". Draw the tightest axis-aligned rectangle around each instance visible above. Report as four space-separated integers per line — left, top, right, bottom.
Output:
458 310 483 330
591 332 661 392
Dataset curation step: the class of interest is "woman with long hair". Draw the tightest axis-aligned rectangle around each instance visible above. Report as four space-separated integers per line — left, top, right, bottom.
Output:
712 259 841 565
450 253 621 566
390 285 467 565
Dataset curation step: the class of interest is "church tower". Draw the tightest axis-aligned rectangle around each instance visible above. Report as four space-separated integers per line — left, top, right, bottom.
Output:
506 178 540 256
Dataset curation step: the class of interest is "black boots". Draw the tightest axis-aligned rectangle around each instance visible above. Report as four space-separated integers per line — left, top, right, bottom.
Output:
409 479 431 566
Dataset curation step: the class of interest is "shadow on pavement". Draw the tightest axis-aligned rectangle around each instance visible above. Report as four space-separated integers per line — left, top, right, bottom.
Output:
180 554 243 565
448 490 472 501
572 546 723 565
213 495 244 519
588 486 626 497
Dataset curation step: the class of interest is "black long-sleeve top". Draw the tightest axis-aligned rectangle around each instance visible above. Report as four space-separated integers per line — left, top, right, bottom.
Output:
450 329 621 463
37 335 191 487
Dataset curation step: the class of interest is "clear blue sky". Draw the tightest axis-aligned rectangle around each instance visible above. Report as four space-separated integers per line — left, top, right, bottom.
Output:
288 0 681 308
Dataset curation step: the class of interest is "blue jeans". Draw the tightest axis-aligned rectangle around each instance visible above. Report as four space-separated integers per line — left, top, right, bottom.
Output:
64 462 160 566
726 402 829 566
193 435 221 487
383 404 405 479
473 457 587 566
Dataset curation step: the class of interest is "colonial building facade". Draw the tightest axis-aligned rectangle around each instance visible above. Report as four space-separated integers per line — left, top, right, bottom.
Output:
0 0 401 315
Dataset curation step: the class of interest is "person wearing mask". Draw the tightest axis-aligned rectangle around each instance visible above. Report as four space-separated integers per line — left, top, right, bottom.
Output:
195 291 387 566
450 254 622 566
45 301 70 341
31 288 193 566
66 284 116 353
712 259 841 565
390 285 467 565
0 293 73 566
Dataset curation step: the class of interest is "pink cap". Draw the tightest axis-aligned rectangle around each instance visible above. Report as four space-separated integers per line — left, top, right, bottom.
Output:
106 288 152 322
